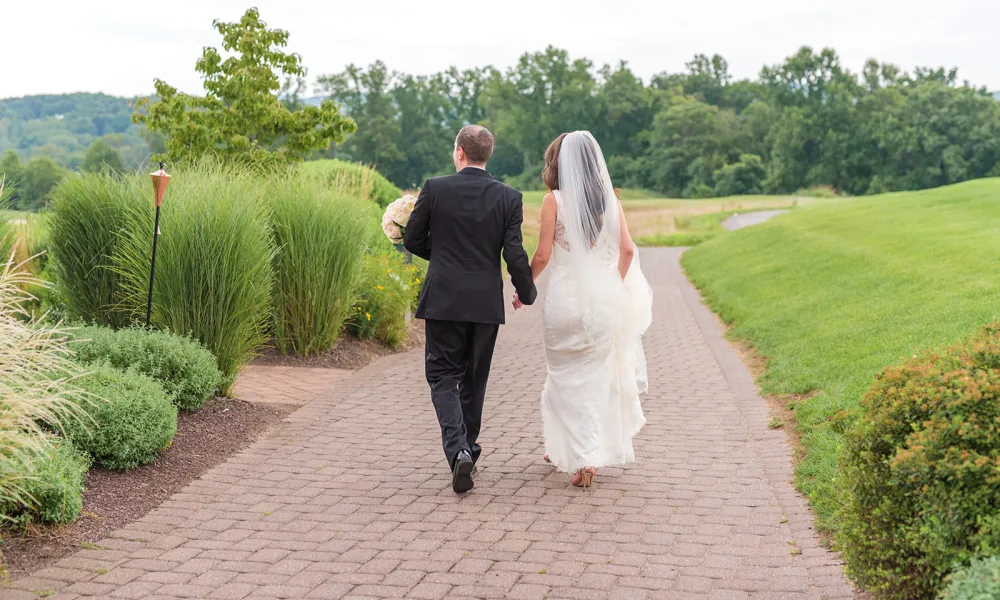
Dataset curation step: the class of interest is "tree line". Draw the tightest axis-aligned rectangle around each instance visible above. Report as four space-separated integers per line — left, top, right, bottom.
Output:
317 47 1000 196
3 28 999 209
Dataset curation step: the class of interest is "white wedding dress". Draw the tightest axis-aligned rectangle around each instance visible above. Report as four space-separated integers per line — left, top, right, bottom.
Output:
539 141 653 474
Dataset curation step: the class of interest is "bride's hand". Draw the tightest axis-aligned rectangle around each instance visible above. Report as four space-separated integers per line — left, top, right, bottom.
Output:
512 291 524 310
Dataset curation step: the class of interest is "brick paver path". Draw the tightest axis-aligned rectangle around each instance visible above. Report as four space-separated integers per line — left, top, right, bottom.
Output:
232 367 352 406
3 248 856 600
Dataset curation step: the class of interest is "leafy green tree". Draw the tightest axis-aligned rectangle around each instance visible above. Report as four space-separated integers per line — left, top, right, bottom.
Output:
318 61 406 183
0 150 24 206
595 62 655 159
714 154 766 196
81 139 125 174
19 157 65 210
645 96 743 197
133 8 354 169
482 47 601 181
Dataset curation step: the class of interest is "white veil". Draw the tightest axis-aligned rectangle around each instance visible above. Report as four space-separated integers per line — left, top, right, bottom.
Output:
556 131 652 394
556 131 622 333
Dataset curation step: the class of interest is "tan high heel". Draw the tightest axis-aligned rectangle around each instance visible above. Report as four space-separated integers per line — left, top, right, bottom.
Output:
572 467 595 488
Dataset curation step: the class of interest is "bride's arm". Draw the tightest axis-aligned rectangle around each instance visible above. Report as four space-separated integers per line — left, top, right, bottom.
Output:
617 202 635 279
530 192 558 281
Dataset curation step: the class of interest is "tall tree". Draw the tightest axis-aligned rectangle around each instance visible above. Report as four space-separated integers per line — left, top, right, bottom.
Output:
133 8 355 169
318 61 406 182
19 157 65 211
0 151 24 207
80 139 125 174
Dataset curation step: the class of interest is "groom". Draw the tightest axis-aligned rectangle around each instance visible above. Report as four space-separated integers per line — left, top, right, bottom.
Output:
404 125 537 493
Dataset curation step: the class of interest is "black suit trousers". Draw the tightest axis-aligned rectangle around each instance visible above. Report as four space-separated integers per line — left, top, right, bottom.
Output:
424 319 500 469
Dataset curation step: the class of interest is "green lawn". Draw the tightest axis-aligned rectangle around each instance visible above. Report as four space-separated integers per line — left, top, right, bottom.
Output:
681 178 1000 530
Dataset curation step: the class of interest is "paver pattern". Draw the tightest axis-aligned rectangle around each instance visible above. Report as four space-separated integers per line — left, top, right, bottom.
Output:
232 367 353 406
3 248 856 599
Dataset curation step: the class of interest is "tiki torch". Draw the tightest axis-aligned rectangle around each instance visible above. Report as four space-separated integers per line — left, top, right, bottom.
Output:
146 162 170 327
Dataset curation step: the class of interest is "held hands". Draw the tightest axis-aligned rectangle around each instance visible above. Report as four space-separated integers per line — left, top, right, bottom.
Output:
512 291 524 310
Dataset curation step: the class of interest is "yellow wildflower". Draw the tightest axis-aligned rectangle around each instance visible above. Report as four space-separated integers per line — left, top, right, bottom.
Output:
366 312 372 321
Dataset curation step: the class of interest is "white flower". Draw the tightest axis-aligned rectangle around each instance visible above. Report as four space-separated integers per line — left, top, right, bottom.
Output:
390 195 417 228
381 205 404 243
382 219 403 244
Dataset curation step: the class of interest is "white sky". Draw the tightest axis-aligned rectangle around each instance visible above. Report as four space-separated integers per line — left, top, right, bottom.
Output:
4 0 999 99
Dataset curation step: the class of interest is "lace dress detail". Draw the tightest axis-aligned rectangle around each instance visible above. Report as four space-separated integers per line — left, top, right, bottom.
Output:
553 217 571 252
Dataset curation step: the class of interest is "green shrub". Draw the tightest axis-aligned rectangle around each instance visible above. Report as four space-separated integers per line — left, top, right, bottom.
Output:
940 556 1000 600
65 364 177 470
0 438 89 525
112 163 276 391
270 174 371 355
69 326 221 410
348 250 412 348
299 159 402 208
838 322 1000 600
48 172 138 327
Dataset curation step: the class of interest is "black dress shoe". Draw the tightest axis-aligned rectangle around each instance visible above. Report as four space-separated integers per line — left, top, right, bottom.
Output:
452 451 474 494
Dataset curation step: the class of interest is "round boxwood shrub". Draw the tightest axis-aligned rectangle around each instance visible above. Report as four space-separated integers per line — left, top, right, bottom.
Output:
71 325 221 410
0 437 90 525
65 364 178 470
838 322 1000 600
940 557 1000 600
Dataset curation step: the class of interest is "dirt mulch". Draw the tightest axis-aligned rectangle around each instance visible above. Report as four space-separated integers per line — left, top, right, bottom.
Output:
253 319 425 370
0 397 294 579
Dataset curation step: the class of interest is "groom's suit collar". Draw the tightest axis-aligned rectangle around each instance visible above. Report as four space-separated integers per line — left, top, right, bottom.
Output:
460 166 494 179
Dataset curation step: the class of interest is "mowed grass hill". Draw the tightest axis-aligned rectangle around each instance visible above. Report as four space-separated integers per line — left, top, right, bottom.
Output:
681 178 1000 530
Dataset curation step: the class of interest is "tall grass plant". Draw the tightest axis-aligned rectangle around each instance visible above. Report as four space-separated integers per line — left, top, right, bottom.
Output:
270 174 372 355
113 163 276 390
0 253 91 526
48 172 139 327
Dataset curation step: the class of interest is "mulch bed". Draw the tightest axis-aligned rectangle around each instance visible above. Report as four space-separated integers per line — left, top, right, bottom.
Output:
0 397 293 579
253 319 425 370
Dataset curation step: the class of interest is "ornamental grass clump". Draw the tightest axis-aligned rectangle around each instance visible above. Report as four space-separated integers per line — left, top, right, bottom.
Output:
113 162 276 391
269 173 371 355
48 172 139 327
0 246 92 529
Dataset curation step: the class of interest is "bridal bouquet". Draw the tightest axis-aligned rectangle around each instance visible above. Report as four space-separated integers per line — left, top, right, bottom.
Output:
381 194 416 244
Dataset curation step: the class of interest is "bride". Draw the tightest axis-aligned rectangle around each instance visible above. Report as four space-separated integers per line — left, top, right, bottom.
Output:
514 131 653 488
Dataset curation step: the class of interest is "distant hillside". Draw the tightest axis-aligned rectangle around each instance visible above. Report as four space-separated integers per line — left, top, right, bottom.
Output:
0 93 157 169
995 91 1000 101
0 92 336 169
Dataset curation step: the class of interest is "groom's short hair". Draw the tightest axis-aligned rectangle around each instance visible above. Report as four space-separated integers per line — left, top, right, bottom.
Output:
455 125 494 164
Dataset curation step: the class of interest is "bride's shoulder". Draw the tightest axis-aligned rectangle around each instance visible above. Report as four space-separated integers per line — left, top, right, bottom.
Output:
543 190 558 206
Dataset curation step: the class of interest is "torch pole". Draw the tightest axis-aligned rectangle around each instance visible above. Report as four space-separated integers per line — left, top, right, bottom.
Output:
145 161 169 328
145 203 161 327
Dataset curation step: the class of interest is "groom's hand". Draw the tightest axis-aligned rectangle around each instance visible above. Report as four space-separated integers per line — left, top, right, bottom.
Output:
512 291 524 310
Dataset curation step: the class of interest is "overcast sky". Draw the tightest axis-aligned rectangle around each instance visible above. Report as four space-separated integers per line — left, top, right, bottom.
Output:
5 0 999 99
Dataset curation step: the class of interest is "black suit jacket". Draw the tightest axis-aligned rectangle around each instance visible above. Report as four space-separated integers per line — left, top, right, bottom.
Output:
404 167 537 324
